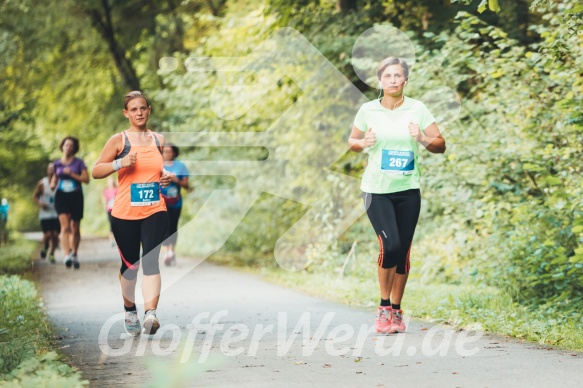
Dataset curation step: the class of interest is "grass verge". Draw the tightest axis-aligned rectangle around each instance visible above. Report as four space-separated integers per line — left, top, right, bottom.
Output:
0 237 87 386
0 236 36 275
251 265 583 352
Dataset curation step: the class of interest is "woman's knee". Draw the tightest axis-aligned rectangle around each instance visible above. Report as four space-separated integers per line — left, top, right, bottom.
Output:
70 221 81 233
379 235 401 255
142 259 160 276
377 235 401 268
121 267 139 281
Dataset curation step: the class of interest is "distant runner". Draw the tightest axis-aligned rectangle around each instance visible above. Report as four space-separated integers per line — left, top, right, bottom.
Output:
160 143 189 266
33 163 60 263
51 136 89 269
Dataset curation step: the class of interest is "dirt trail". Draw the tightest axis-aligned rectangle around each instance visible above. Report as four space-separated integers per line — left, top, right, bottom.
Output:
30 235 581 387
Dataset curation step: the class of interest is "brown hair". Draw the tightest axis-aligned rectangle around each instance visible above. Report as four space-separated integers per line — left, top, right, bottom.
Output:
163 143 180 158
123 91 150 110
59 136 80 155
376 57 410 80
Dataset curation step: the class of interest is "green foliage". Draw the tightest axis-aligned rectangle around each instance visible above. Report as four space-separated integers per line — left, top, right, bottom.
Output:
0 352 87 388
0 237 36 275
407 1 583 315
0 275 49 375
0 0 204 231
0 242 86 385
452 0 500 13
0 275 87 385
212 194 309 267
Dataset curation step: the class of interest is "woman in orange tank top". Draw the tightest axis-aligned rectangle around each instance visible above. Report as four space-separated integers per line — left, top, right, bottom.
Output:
92 91 171 336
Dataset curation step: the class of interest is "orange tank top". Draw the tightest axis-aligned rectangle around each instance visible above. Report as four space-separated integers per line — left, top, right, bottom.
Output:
111 130 167 220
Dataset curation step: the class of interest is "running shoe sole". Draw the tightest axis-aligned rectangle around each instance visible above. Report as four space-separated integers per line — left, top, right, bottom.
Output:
142 316 160 335
125 329 141 337
125 323 141 337
387 323 406 333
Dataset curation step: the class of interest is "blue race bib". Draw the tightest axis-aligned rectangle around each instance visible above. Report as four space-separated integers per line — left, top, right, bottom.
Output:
58 179 78 192
381 150 414 175
163 185 180 198
130 182 160 206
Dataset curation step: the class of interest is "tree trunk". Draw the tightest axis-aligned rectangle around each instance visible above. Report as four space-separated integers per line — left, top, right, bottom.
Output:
87 0 141 91
337 0 357 13
168 0 185 53
513 0 531 44
205 0 219 16
205 0 227 17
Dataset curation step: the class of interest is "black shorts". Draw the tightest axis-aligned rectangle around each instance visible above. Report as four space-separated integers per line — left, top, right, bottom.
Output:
40 218 60 233
363 189 421 274
107 211 114 232
55 189 84 221
163 206 182 246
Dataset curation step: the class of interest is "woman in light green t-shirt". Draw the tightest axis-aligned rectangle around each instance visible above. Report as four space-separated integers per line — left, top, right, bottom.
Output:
348 57 446 334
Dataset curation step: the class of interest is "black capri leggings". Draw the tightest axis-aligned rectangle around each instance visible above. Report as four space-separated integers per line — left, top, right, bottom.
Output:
111 211 168 280
163 206 182 246
363 189 421 274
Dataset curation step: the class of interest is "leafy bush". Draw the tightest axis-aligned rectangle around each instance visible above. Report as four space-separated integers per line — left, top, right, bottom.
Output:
0 276 51 375
0 274 87 385
411 5 583 310
1 352 87 388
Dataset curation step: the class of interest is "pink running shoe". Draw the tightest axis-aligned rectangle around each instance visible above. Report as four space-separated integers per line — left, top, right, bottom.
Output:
388 309 406 333
375 306 392 333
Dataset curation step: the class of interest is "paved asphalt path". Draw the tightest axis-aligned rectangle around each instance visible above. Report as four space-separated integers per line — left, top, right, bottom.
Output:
29 234 581 387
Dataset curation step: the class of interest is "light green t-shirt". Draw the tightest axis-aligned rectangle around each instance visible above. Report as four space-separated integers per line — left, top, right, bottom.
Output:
354 96 436 194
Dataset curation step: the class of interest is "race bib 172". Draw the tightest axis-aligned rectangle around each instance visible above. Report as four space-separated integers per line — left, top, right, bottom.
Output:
130 182 160 206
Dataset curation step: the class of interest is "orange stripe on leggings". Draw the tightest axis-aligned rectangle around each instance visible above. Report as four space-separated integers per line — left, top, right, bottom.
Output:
377 234 384 267
405 243 412 274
